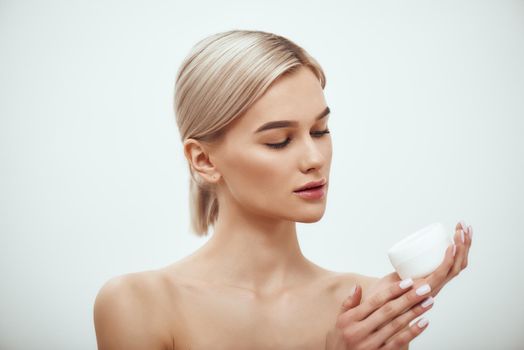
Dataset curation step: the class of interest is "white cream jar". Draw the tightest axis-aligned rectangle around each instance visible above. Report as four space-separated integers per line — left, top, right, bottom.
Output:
388 222 454 280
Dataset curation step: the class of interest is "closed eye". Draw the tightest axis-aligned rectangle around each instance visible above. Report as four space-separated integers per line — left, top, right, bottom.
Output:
265 129 330 149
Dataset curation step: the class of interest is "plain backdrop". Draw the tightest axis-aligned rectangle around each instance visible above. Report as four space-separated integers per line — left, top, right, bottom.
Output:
1 0 523 349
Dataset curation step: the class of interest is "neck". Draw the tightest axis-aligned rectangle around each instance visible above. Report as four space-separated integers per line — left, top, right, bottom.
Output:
183 192 320 297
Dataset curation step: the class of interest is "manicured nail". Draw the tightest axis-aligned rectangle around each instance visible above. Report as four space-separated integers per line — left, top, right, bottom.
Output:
416 284 431 296
452 244 457 257
417 317 429 328
460 229 465 243
468 225 473 239
421 296 434 308
460 221 467 232
399 278 414 289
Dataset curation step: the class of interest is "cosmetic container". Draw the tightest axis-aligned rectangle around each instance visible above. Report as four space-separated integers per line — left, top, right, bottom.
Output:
388 222 454 280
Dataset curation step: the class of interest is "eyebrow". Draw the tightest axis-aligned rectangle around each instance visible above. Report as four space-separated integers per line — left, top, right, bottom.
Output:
254 106 330 134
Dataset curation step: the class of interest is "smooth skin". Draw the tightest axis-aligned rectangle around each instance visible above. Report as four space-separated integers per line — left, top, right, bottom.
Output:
93 64 473 349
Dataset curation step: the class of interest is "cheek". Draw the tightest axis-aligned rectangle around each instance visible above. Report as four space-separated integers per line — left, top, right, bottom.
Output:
224 147 291 197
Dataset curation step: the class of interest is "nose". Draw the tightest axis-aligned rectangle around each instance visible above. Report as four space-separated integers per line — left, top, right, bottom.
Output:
298 136 326 173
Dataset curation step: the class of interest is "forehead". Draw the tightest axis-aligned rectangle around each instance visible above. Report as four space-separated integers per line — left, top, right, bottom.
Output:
235 67 327 132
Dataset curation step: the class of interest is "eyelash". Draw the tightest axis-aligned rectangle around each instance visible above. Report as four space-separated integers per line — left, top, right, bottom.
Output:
265 129 330 149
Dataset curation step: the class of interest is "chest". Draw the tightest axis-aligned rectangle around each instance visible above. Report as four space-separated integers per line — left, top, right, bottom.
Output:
170 285 342 350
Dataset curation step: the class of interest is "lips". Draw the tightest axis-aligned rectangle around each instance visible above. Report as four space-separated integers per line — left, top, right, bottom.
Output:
294 179 327 192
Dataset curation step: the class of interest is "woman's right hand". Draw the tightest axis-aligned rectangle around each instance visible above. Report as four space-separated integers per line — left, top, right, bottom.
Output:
325 277 435 350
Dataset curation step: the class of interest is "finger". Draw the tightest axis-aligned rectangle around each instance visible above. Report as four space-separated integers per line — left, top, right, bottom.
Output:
425 243 456 295
358 280 433 336
428 221 474 296
458 221 468 235
336 284 363 330
460 225 470 269
380 317 430 350
430 222 469 296
463 224 473 268
346 278 415 323
340 284 362 313
451 226 467 276
457 221 473 256
370 296 434 348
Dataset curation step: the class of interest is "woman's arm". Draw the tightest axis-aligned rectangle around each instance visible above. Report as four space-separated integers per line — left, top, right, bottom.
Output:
93 276 171 350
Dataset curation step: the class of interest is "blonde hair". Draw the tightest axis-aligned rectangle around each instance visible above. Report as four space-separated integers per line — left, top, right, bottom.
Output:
173 29 326 236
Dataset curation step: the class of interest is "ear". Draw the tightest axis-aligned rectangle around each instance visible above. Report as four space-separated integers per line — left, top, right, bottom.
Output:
183 138 221 184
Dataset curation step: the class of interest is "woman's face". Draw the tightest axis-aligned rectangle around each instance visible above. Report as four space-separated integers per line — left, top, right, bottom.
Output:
205 66 332 223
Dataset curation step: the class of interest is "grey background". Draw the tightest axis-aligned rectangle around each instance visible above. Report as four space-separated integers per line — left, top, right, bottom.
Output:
1 0 523 349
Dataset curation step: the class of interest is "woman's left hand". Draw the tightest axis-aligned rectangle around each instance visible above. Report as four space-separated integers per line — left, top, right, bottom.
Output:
368 221 473 299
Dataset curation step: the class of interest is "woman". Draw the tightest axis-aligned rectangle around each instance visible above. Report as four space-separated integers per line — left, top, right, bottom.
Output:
94 29 473 349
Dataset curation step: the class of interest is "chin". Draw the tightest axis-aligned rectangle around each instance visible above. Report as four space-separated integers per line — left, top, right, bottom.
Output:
294 209 326 223
297 216 324 223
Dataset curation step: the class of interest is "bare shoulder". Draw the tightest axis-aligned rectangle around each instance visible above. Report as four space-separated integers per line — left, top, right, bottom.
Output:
93 270 174 350
354 272 380 287
334 271 380 298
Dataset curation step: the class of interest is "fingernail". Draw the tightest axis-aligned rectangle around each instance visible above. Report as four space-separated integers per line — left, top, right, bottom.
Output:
460 229 465 243
468 225 473 239
452 244 457 257
399 278 414 289
417 317 429 328
460 221 467 232
351 284 357 297
416 284 431 296
421 296 434 308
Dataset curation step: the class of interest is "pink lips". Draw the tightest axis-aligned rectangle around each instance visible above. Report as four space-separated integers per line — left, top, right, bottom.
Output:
294 178 327 192
293 180 327 200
